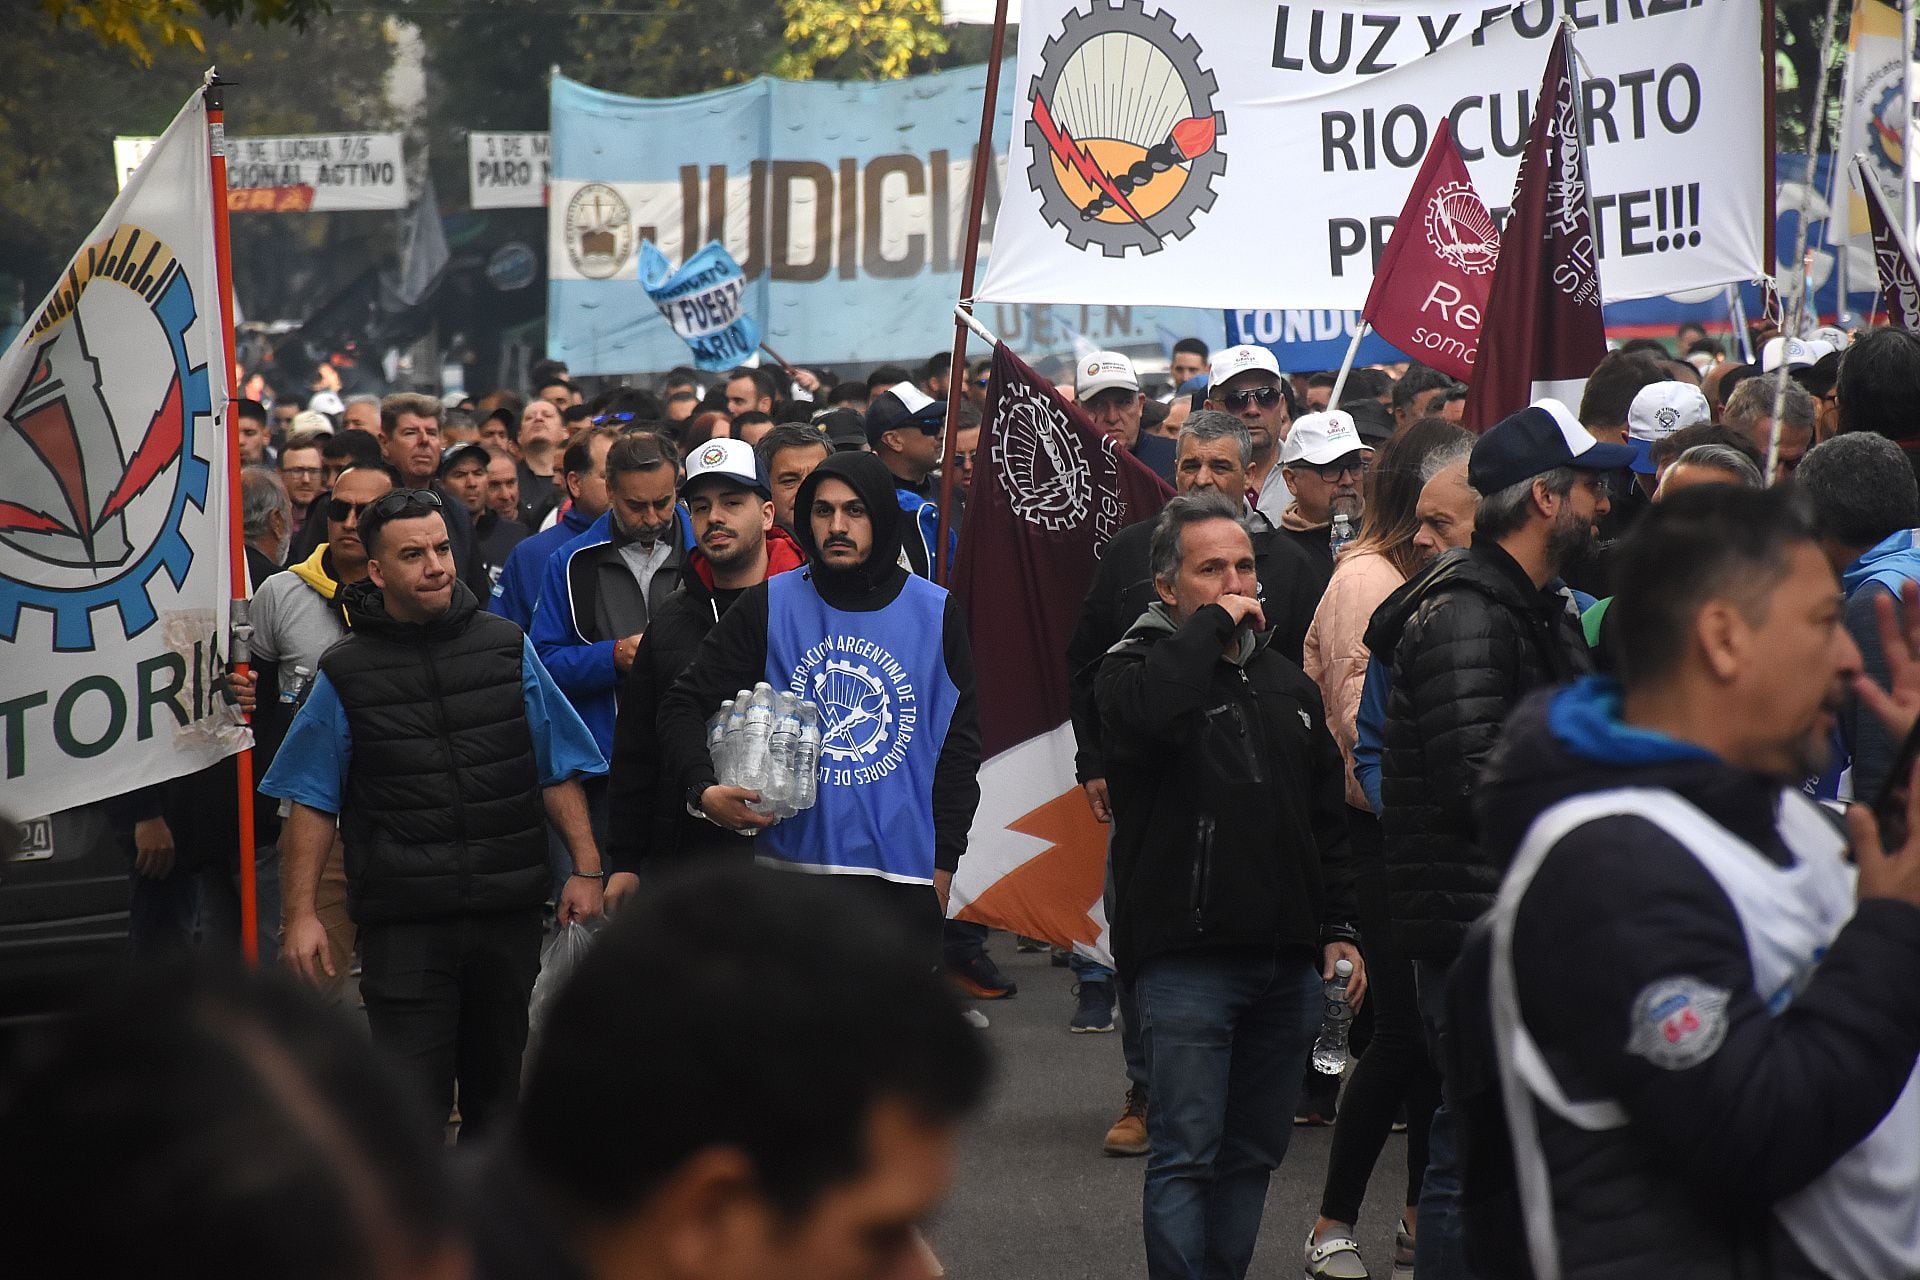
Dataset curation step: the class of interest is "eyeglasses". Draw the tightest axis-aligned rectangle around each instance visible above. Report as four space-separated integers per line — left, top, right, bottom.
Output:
1220 386 1283 411
593 410 639 426
974 377 990 387
1300 455 1368 481
326 497 377 521
953 450 976 467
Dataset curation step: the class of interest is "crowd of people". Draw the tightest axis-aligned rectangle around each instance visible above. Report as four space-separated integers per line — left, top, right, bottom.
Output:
14 316 1920 1280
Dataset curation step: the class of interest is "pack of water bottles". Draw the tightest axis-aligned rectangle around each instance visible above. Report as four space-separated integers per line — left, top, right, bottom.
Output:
707 683 823 821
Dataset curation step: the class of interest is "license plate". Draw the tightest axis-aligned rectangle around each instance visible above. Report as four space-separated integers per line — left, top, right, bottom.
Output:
11 816 53 862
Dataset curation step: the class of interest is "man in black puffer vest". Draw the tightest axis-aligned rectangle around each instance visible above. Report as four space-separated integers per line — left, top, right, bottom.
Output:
1363 398 1629 1275
263 487 608 1141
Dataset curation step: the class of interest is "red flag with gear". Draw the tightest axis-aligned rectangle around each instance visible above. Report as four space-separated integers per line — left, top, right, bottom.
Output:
1362 119 1498 384
1464 27 1608 431
946 343 1173 964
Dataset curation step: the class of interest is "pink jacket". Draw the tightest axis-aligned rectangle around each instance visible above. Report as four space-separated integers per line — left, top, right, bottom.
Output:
1303 549 1405 810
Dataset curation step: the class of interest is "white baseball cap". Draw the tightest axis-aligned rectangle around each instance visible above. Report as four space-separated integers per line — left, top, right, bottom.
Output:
1208 344 1282 388
680 436 770 499
1282 410 1372 467
1626 382 1710 475
1760 335 1831 373
307 390 346 416
1076 350 1140 399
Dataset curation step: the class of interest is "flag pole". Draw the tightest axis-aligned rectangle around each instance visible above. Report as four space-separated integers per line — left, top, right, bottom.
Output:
934 0 1011 586
206 70 261 964
1327 322 1369 407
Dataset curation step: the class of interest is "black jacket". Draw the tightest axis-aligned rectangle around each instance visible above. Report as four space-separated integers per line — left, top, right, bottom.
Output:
605 525 807 877
473 509 529 594
1095 600 1357 982
1065 510 1327 783
1364 537 1590 962
323 579 549 924
657 453 982 874
1447 683 1920 1280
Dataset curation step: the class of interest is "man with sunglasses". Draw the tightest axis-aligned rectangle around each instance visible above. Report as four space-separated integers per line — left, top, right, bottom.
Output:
1207 346 1294 507
1078 351 1176 485
867 382 959 580
245 462 397 997
263 485 607 1141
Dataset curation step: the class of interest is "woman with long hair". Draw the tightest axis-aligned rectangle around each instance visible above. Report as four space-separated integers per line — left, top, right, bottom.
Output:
1302 416 1475 1280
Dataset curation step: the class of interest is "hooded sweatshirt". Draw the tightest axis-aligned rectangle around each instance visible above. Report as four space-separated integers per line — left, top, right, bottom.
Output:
656 452 982 879
1448 678 1920 1280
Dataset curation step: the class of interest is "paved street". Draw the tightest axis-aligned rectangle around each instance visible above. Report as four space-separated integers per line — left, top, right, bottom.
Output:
930 940 1413 1280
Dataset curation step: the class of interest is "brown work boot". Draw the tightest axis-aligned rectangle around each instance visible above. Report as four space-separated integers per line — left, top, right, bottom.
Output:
1103 1084 1150 1157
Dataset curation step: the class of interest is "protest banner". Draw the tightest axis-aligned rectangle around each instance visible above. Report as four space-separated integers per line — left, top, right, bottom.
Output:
977 0 1765 311
637 239 762 372
469 132 550 210
547 65 1215 372
1855 154 1920 328
117 132 407 212
946 341 1173 964
1466 27 1607 429
1224 309 1405 373
5 82 245 818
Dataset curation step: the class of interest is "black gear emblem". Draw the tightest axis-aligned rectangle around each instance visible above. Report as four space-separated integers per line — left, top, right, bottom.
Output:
1025 0 1227 258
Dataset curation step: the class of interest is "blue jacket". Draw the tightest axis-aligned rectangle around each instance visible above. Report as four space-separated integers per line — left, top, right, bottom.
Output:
1821 529 1920 800
529 507 693 754
489 503 595 632
893 481 958 580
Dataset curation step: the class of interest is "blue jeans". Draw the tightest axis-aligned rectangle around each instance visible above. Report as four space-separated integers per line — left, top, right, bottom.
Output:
1135 950 1322 1280
1413 957 1472 1280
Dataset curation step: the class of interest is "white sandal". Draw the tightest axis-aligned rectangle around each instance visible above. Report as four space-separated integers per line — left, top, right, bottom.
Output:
1304 1229 1370 1279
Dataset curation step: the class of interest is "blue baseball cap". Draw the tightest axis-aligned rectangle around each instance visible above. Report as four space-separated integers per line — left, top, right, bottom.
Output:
1469 398 1639 494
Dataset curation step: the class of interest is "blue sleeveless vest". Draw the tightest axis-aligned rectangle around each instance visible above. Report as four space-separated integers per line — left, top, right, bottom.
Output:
761 570 959 883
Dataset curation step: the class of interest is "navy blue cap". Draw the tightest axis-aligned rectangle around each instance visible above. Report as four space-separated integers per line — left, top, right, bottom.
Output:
436 441 490 476
865 381 945 442
1469 399 1639 494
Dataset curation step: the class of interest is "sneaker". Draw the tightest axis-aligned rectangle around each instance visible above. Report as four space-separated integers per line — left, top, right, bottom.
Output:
1015 935 1049 953
1305 1228 1370 1279
1103 1085 1150 1157
1392 1218 1415 1278
1295 1070 1341 1126
1070 980 1116 1033
948 949 1018 1000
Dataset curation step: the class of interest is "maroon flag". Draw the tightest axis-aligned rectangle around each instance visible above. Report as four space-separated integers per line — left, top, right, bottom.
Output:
1464 27 1607 431
1856 153 1920 328
946 343 1173 958
1363 119 1498 383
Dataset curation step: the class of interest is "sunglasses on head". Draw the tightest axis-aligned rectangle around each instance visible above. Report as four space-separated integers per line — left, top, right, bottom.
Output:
1220 386 1284 411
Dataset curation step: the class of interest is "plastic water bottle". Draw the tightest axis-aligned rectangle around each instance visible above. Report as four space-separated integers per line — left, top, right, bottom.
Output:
721 694 751 787
794 701 821 810
1329 512 1356 559
279 664 314 705
1311 958 1357 1075
763 691 802 816
736 683 775 791
707 701 733 782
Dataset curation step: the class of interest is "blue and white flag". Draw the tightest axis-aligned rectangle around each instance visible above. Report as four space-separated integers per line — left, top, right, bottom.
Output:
638 239 761 372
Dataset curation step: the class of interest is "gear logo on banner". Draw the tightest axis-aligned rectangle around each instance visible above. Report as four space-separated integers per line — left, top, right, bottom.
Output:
1025 0 1227 258
1423 181 1500 276
993 381 1090 533
0 224 212 651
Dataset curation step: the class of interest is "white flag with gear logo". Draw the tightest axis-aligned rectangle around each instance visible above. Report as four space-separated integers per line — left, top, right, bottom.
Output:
0 76 243 819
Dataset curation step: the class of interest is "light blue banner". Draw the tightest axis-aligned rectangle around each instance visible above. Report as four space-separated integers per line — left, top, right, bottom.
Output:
1225 309 1408 374
548 65 1224 375
638 239 761 371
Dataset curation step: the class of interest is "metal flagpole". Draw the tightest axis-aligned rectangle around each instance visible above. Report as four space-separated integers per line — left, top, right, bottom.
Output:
934 0 1011 586
1904 0 1916 245
206 70 261 964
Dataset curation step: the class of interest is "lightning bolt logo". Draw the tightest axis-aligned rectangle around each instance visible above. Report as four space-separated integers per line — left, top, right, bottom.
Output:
1032 93 1148 228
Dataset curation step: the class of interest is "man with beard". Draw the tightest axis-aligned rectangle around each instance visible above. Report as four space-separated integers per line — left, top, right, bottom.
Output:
1274 409 1372 569
603 440 806 910
1208 345 1294 510
1363 398 1628 1277
657 452 981 953
1455 486 1920 1279
532 431 690 768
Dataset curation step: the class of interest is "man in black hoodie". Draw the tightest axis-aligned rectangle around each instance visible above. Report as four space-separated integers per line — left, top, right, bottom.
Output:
262 488 608 1141
1453 486 1920 1279
1096 492 1361 1280
603 439 807 907
1363 398 1631 1276
657 452 981 947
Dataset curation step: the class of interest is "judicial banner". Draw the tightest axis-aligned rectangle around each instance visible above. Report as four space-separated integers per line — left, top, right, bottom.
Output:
978 0 1765 311
7 84 244 815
